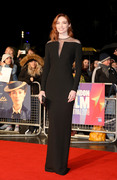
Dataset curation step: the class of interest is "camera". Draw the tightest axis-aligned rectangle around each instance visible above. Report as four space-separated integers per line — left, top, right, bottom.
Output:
20 50 26 54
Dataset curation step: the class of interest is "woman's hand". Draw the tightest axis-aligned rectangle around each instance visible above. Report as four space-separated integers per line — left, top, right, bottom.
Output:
0 62 5 66
30 77 34 82
38 90 46 104
68 90 76 103
17 50 22 58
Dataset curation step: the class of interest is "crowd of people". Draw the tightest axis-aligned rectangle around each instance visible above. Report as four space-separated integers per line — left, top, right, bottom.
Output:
0 46 44 133
71 49 117 140
0 45 117 137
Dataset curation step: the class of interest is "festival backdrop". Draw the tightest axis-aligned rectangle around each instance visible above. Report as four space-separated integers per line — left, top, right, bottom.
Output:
72 83 105 126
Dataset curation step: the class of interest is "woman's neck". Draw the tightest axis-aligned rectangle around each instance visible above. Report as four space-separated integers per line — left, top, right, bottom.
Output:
58 33 69 40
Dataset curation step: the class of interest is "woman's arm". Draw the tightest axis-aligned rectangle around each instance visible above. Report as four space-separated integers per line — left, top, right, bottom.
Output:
72 43 82 91
68 43 82 102
41 43 50 91
39 43 50 103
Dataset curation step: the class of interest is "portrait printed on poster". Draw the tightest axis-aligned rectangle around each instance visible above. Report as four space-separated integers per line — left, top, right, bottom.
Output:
0 81 31 120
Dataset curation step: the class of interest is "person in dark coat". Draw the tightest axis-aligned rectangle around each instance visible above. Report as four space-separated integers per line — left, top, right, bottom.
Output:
92 53 117 141
18 54 44 94
81 58 91 82
18 54 44 134
92 53 117 96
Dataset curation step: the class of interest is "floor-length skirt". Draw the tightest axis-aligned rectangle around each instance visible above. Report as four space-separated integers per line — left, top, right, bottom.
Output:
45 99 74 175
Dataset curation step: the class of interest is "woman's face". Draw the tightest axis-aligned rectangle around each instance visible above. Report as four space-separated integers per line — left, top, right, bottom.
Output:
83 59 89 69
29 61 37 68
5 47 14 58
56 16 70 36
9 89 26 106
94 60 99 68
5 57 12 65
28 49 34 55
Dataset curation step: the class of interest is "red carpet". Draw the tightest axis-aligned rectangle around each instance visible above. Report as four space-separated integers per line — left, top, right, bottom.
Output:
0 141 117 180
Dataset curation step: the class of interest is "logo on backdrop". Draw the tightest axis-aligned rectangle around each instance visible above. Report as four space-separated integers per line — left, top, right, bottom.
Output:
72 83 105 126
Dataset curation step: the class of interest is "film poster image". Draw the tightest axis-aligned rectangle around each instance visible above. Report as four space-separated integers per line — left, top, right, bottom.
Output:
72 83 105 126
0 81 31 120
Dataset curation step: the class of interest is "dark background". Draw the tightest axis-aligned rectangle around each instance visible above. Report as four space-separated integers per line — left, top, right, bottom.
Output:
0 0 117 56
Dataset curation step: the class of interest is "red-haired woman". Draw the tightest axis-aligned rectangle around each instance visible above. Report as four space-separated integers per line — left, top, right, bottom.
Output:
39 13 82 175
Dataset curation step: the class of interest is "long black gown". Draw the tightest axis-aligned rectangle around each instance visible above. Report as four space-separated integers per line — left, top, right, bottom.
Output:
41 37 82 175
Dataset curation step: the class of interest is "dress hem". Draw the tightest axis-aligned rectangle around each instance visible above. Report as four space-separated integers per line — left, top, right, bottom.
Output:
45 167 70 175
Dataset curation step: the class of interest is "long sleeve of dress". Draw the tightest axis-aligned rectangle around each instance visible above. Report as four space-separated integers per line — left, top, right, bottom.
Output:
72 43 82 91
41 44 50 91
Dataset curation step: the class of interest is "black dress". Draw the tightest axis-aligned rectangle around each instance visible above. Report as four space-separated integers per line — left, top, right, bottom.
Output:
41 38 82 175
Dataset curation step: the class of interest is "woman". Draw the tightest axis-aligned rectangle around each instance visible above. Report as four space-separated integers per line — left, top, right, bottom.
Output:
0 54 17 81
0 54 18 131
39 13 82 175
81 58 91 82
18 54 44 94
18 54 44 134
90 60 99 73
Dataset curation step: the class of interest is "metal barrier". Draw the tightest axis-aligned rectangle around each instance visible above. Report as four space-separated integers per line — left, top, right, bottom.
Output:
0 81 42 137
42 106 49 137
42 83 117 143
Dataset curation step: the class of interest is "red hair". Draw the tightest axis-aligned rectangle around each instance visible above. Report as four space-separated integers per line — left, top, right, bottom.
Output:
50 13 74 41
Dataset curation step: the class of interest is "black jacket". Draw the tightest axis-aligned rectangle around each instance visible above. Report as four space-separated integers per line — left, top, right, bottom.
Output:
92 64 117 96
18 66 41 95
4 105 30 120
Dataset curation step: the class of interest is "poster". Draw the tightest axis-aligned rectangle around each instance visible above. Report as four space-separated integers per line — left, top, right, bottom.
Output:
0 81 31 120
0 67 12 82
72 83 105 126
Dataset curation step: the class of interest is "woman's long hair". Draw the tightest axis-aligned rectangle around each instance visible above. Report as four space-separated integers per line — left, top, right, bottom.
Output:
50 13 74 41
28 61 43 77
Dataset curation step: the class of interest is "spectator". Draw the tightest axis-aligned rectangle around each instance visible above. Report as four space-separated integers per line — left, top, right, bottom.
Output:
81 58 91 82
111 61 117 72
27 47 37 55
92 53 117 140
18 54 44 94
16 50 27 77
72 59 91 82
0 54 17 81
92 53 117 95
90 60 99 72
16 46 38 77
5 46 15 58
18 54 44 134
113 48 117 56
0 54 18 131
4 46 20 77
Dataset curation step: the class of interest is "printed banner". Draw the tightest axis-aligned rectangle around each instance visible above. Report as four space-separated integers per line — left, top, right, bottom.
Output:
72 83 105 126
0 81 31 120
